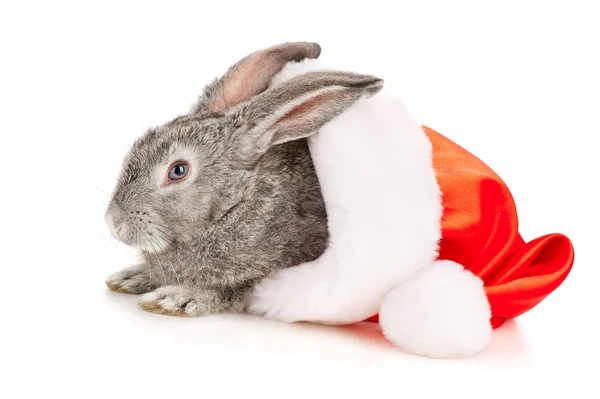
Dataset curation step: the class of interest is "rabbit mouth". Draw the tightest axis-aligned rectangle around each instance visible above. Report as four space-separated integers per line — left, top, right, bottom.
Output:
121 221 172 254
105 207 172 252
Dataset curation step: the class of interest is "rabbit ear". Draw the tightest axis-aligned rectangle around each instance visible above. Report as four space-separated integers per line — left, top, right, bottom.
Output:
195 42 322 114
230 70 384 166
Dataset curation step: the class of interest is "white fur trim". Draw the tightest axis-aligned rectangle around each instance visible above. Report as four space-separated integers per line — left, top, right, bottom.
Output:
248 59 443 325
379 260 492 358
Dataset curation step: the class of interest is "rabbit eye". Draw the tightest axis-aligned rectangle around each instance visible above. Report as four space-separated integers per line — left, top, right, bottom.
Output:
166 162 190 182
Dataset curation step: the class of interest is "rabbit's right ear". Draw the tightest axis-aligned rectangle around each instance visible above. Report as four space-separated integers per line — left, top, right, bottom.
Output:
229 70 384 167
194 42 321 114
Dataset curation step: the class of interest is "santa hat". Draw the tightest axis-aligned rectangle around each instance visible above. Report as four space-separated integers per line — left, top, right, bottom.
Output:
248 56 574 358
366 126 575 330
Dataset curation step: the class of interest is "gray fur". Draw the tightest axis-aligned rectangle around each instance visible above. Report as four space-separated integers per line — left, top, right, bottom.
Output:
105 42 384 316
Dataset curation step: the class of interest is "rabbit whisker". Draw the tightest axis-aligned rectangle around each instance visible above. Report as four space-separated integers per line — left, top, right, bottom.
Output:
147 238 167 287
150 234 182 292
151 236 176 279
154 230 173 246
149 221 170 233
148 221 176 238
146 225 173 245
101 234 113 253
152 226 174 241
139 233 154 286
149 221 170 230
86 181 111 198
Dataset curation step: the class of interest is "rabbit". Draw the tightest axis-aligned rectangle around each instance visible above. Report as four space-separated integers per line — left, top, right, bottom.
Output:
104 41 384 317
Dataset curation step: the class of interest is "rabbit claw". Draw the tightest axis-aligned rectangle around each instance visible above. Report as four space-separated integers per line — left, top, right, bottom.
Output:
139 286 200 317
105 264 154 295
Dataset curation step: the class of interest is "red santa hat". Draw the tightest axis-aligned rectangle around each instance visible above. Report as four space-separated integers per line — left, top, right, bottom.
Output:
367 126 575 330
248 51 574 359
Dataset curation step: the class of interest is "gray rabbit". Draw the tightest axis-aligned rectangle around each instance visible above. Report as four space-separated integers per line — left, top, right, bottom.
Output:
104 41 383 316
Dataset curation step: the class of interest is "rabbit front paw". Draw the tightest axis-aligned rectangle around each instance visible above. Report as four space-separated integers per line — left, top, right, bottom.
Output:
139 286 205 317
139 285 244 317
105 264 156 295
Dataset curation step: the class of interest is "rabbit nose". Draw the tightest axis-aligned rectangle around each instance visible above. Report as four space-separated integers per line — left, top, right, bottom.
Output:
105 212 124 241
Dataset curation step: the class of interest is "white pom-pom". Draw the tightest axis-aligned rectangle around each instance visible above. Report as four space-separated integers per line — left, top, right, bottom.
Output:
379 260 492 358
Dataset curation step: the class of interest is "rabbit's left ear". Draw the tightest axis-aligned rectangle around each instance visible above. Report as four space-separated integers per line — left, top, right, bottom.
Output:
195 42 321 114
229 70 384 166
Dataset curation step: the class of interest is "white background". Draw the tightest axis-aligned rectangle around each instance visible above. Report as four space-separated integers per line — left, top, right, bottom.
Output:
1 1 598 398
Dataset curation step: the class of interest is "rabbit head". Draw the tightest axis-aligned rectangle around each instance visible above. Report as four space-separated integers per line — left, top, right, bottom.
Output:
104 41 383 254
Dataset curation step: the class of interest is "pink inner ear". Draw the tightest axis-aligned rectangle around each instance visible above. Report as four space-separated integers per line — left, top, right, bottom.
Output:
277 91 340 121
210 51 280 113
271 90 344 143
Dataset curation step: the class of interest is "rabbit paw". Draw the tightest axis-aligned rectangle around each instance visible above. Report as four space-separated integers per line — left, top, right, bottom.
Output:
139 286 202 317
105 264 154 295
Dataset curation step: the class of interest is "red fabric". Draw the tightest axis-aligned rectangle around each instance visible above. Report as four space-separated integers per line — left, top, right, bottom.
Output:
366 126 574 328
